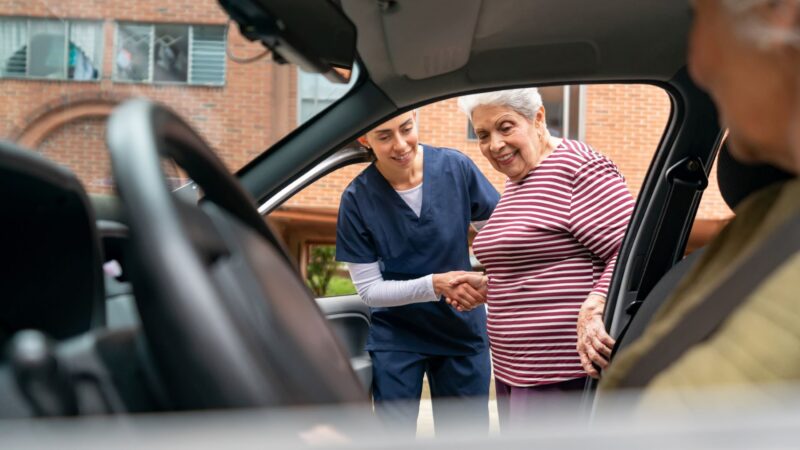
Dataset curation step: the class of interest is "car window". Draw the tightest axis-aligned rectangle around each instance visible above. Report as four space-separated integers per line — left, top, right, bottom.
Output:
267 164 368 298
267 84 697 299
0 5 358 195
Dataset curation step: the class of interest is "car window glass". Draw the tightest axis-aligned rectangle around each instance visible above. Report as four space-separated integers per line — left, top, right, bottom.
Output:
267 163 368 298
265 84 699 299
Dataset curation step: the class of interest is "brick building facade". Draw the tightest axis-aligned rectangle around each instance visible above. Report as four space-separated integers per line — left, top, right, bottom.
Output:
1 0 731 276
0 0 296 193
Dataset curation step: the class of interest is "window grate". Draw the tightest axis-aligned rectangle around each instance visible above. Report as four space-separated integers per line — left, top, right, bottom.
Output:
0 18 102 81
114 22 226 86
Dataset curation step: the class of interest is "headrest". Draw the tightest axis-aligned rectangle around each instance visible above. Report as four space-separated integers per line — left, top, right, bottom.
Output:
0 140 105 341
716 142 793 210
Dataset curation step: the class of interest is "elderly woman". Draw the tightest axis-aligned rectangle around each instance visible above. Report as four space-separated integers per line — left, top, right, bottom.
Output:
453 88 635 427
598 0 800 406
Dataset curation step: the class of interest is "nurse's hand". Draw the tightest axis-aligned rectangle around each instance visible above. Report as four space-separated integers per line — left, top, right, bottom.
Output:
446 283 486 312
446 272 488 311
432 271 486 312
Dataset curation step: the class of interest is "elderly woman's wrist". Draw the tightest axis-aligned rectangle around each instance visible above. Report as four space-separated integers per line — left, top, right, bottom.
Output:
581 294 606 314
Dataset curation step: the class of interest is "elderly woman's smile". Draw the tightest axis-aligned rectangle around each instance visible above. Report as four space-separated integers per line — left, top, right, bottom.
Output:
494 149 518 165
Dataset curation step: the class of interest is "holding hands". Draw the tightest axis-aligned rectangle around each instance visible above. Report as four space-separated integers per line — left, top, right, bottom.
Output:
433 271 488 312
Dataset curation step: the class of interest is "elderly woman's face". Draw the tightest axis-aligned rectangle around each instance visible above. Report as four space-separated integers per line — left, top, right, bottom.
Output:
471 104 546 181
688 0 798 172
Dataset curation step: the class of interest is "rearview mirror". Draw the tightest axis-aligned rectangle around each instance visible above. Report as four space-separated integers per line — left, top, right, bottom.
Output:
219 0 357 83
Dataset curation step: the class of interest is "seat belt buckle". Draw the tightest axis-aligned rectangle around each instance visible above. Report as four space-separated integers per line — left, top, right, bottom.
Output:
625 300 644 315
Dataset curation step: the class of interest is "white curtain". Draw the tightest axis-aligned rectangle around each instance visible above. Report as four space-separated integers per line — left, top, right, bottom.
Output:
28 19 65 78
70 21 103 71
0 19 28 76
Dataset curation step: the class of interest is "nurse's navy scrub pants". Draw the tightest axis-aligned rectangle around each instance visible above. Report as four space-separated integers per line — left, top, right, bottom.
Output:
369 348 491 434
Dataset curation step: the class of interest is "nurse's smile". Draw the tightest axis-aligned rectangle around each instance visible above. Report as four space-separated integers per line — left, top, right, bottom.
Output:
391 150 414 164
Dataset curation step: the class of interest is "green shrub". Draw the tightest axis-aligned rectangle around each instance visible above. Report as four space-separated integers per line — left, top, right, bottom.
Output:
325 275 356 296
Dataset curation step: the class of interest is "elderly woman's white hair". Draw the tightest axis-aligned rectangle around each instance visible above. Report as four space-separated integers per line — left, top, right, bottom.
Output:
723 0 800 47
457 88 543 121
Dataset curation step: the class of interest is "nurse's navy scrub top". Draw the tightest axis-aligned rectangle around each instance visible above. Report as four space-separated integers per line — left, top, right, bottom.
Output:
336 145 500 355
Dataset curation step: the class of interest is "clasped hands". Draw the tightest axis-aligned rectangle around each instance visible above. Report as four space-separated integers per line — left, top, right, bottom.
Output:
432 271 488 312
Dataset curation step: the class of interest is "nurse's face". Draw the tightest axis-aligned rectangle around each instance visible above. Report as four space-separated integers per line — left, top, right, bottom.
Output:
471 104 546 182
361 111 419 170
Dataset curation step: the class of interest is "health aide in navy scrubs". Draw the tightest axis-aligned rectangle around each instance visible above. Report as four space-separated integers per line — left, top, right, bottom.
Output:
336 111 499 434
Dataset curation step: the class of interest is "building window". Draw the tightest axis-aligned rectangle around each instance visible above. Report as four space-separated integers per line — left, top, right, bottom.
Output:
541 85 582 139
467 121 477 140
114 23 226 85
465 85 583 140
0 18 103 81
297 66 359 124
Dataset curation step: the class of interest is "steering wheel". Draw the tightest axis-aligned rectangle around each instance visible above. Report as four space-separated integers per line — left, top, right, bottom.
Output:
106 99 365 410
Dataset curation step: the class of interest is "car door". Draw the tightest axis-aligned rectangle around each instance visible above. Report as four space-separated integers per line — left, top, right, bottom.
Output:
259 145 374 392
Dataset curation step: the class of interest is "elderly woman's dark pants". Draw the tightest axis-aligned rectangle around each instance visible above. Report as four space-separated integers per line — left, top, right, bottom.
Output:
495 377 588 431
370 349 491 435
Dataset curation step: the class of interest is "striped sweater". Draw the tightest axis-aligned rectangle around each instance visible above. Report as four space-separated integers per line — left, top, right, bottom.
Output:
473 139 635 387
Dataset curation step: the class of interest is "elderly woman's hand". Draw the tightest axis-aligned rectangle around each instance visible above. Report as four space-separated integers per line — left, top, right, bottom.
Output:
445 272 488 311
433 271 486 312
576 294 615 379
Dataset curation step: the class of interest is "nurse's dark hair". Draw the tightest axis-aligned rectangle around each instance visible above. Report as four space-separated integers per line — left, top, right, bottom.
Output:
357 110 419 159
357 139 376 159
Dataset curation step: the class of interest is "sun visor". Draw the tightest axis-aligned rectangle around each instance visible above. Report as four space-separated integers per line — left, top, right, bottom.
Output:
379 0 481 80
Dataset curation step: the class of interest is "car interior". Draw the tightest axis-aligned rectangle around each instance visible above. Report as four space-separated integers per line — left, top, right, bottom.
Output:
0 0 794 428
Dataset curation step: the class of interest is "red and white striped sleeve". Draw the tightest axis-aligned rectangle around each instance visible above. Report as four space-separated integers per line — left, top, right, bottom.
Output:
569 156 635 297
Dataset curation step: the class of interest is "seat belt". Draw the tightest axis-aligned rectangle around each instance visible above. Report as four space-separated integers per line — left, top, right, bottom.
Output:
609 249 706 362
615 208 800 388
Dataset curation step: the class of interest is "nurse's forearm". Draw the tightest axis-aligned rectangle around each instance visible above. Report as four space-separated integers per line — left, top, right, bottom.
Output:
347 262 439 307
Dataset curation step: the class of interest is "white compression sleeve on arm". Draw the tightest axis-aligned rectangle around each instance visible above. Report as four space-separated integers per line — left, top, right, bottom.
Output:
347 262 439 307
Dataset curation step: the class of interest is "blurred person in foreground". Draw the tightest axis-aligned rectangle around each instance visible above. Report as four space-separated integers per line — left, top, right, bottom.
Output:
454 88 635 429
600 0 800 407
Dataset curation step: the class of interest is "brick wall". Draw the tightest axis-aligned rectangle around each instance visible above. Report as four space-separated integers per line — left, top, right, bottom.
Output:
286 87 733 221
38 116 113 194
584 84 731 220
0 0 284 191
0 0 731 221
0 1 227 24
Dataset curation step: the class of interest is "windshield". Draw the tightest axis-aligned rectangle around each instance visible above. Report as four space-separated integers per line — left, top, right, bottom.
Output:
0 1 358 195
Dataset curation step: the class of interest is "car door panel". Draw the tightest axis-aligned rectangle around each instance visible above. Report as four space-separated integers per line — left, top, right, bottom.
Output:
316 295 371 391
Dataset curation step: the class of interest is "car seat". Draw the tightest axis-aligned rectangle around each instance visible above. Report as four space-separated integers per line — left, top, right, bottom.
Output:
0 140 105 343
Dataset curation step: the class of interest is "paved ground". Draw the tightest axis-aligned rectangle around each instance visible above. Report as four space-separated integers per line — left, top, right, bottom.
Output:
416 376 499 438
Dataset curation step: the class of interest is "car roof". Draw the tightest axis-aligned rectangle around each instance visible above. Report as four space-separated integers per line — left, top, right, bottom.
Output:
342 0 690 106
